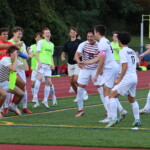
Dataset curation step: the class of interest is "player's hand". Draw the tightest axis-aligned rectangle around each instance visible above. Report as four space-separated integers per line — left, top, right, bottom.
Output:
114 78 121 85
78 61 84 68
99 70 103 75
93 75 98 82
37 62 42 70
61 57 65 61
51 66 55 70
0 51 6 54
28 53 34 58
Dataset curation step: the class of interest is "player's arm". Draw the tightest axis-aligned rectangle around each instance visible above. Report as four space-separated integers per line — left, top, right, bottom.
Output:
83 56 100 64
36 41 42 70
61 52 66 61
19 59 29 71
75 51 82 63
140 44 150 59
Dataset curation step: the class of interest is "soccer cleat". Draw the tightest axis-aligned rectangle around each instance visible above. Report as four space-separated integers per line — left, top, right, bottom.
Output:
119 109 128 121
23 108 32 114
0 112 3 119
75 110 85 117
32 102 40 108
132 119 142 126
69 87 75 93
106 118 119 127
9 105 22 115
32 97 38 103
83 91 88 101
73 98 78 102
98 117 110 123
139 108 150 115
42 100 49 108
52 96 58 106
2 108 9 115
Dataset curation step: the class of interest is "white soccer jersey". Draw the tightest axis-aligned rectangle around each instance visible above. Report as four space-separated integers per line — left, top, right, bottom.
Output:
77 41 100 69
98 37 117 69
119 47 138 75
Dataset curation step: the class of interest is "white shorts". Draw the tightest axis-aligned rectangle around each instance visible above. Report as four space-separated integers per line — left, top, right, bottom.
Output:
0 81 9 91
112 74 137 97
68 63 80 76
100 67 119 88
38 64 52 77
17 69 26 83
31 70 45 82
78 68 102 86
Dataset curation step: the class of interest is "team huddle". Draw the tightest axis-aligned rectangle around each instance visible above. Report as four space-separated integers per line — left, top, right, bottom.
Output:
0 25 150 127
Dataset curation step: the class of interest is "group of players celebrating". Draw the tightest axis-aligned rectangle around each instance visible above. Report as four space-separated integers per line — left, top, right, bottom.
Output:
0 24 150 127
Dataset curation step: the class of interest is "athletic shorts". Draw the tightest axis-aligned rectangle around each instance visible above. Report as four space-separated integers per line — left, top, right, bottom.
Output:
77 68 102 86
67 63 80 76
31 70 45 82
17 69 26 83
100 66 119 88
0 81 9 91
112 74 137 97
38 64 52 77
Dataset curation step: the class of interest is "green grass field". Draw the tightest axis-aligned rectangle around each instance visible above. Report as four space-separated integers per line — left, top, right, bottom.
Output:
0 89 150 149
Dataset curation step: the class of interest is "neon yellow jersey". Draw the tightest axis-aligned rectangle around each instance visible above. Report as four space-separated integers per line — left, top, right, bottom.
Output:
30 44 37 70
111 42 121 61
38 39 54 65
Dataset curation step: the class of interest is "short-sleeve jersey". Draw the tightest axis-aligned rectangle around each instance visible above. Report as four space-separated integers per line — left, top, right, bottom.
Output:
77 41 99 69
0 40 12 60
119 47 138 75
111 41 121 61
62 39 82 64
98 37 117 69
0 57 22 82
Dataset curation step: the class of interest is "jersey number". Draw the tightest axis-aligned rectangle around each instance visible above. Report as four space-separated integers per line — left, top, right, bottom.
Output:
131 56 135 64
110 46 113 53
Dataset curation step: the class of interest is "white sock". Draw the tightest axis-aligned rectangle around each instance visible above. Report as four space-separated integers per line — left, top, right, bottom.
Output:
34 80 41 98
44 85 50 101
131 101 140 120
116 98 124 112
31 88 34 96
105 96 111 118
22 90 27 109
10 103 17 110
97 87 107 110
110 98 118 120
77 87 84 110
4 93 11 108
50 85 55 98
144 91 150 110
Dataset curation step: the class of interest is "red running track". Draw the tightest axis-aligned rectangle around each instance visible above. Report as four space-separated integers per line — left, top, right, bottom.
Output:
26 70 150 101
0 144 147 150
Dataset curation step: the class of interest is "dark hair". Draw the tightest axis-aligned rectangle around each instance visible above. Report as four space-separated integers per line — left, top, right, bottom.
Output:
86 29 94 35
69 27 78 32
94 25 106 36
12 26 24 34
0 28 9 35
117 31 131 45
112 31 119 36
35 32 42 38
8 46 20 55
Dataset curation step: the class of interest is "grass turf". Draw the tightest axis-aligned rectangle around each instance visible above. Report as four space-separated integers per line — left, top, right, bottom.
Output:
0 88 150 148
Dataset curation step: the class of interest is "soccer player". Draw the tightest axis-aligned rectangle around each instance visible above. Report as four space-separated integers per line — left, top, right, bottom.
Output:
61 27 88 101
28 32 42 100
139 44 150 114
106 31 141 127
74 29 103 117
8 26 32 114
0 46 28 117
33 28 57 108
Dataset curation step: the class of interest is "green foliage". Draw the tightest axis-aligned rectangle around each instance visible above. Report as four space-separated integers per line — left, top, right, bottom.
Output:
0 0 149 45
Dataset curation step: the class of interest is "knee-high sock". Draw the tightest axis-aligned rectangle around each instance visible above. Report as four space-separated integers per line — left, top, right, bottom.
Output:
50 85 56 98
33 80 41 98
77 87 84 110
116 98 124 112
110 98 118 120
31 88 34 96
105 96 111 118
97 87 107 110
131 101 140 120
4 93 11 108
144 91 150 110
44 85 50 101
22 90 27 109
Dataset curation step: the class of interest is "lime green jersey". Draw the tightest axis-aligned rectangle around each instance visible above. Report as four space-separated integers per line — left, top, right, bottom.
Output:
111 42 121 61
38 39 54 66
30 44 37 70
